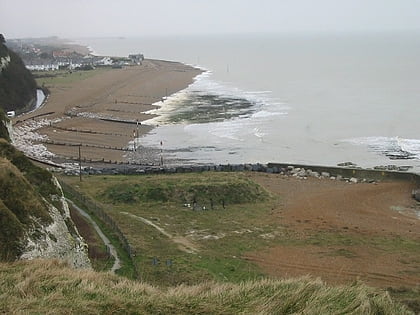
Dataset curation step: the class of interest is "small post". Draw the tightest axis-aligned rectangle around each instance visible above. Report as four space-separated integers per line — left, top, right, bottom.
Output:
160 140 163 166
78 144 82 182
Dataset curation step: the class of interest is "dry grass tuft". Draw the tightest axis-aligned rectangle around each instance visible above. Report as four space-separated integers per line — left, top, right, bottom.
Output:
0 259 412 314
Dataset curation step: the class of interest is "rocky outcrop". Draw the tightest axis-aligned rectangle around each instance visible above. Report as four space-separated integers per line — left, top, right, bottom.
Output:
20 178 90 268
0 55 10 73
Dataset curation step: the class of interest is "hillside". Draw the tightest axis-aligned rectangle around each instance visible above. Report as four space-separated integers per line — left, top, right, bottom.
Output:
0 35 37 113
0 259 412 314
0 111 89 266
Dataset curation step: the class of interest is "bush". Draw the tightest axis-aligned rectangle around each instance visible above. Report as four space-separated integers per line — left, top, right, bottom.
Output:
103 175 269 204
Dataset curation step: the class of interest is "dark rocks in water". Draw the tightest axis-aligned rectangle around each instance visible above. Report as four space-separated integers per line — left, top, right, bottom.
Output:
373 165 413 172
167 93 259 124
337 162 358 168
385 150 416 160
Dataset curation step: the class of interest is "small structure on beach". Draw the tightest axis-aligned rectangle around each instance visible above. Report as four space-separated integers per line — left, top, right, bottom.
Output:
129 53 144 65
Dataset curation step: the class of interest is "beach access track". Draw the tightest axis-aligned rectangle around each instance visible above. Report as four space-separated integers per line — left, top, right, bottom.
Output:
66 198 121 273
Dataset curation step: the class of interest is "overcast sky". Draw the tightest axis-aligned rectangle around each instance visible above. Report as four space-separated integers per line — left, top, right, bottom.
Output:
2 0 420 39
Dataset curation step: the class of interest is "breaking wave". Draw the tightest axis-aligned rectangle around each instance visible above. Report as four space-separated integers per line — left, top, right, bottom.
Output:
345 136 420 160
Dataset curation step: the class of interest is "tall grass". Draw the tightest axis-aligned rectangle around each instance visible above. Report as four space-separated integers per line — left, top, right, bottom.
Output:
0 259 412 314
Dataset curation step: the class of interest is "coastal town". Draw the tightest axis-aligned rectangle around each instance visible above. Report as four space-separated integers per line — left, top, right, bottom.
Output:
6 36 144 71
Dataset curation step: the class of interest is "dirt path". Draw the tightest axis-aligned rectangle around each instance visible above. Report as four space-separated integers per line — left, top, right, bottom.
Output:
120 212 199 254
67 198 121 273
245 173 420 288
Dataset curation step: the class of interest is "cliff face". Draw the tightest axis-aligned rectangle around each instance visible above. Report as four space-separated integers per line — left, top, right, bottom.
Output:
0 115 90 268
18 176 91 268
0 38 37 113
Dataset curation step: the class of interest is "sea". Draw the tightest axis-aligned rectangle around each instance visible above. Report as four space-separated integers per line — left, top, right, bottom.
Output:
80 32 420 172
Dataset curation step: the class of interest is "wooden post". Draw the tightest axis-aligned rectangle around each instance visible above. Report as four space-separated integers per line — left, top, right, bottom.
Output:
78 144 82 182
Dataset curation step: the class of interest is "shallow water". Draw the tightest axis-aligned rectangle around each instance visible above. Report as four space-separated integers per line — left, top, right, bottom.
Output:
84 32 420 172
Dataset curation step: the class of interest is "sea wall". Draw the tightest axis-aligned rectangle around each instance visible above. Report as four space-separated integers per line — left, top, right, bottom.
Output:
62 162 420 186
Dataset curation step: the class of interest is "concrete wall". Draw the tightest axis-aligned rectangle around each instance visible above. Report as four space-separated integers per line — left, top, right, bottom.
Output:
63 161 420 188
267 162 420 185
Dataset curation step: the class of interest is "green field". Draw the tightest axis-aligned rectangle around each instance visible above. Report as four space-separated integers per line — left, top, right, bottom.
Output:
34 68 111 86
61 172 283 286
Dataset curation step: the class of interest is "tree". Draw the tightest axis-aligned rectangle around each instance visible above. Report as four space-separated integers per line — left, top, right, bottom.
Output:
0 34 5 44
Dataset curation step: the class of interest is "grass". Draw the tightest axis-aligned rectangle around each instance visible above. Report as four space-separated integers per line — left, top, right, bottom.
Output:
60 172 420 287
0 158 54 260
0 110 10 142
58 172 420 312
0 138 60 197
388 286 420 314
67 202 114 272
63 187 135 278
102 172 268 204
34 68 111 86
60 172 277 285
0 158 51 225
0 259 412 314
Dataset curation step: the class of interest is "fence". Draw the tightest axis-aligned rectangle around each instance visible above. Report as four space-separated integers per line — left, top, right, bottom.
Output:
59 180 140 279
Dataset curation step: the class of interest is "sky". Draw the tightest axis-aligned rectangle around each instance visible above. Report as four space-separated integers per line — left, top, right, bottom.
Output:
2 0 420 39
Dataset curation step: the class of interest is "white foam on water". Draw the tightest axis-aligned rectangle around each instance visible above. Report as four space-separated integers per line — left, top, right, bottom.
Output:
205 120 245 142
251 110 288 119
143 67 288 126
344 136 420 160
398 138 420 157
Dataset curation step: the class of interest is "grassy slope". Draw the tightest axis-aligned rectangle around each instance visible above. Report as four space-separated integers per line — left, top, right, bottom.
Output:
0 259 411 314
0 125 60 260
0 157 54 260
0 110 10 142
67 201 114 271
0 138 59 198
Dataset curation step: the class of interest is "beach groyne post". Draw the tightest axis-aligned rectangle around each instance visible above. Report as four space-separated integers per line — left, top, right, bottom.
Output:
78 144 82 182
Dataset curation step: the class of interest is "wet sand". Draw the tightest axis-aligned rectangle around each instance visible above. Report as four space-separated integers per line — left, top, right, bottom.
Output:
14 60 202 163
